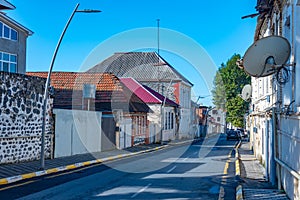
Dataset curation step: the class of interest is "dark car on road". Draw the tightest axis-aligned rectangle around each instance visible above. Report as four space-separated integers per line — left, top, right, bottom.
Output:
226 129 241 140
237 128 249 140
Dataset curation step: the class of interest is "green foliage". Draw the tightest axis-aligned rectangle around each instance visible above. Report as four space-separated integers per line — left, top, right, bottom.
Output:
211 54 251 127
211 71 226 110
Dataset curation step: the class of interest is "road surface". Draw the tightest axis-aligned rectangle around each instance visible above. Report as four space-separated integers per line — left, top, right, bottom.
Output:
0 134 239 199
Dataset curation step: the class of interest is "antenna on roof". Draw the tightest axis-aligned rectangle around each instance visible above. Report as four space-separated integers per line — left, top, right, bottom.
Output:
157 19 160 56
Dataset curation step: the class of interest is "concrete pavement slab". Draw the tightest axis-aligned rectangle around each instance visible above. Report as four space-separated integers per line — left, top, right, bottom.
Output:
238 141 290 200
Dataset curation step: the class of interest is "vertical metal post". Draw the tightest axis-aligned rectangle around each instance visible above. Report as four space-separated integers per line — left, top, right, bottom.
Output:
160 105 164 144
40 3 80 169
270 107 276 185
157 19 160 56
161 79 173 144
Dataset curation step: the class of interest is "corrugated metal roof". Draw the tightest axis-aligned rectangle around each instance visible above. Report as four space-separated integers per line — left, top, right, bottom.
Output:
26 72 151 113
120 77 179 107
87 52 193 86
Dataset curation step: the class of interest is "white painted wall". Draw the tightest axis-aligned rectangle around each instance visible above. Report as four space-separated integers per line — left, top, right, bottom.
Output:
148 105 176 142
179 108 192 139
119 118 132 149
148 105 162 143
53 109 102 158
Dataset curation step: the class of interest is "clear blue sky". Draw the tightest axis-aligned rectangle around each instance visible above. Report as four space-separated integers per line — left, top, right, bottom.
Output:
7 0 257 106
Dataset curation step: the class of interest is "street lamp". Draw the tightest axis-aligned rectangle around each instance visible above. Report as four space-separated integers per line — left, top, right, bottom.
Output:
40 3 101 169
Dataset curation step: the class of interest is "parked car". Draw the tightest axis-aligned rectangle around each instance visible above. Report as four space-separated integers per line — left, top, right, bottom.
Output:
226 129 241 140
237 128 248 139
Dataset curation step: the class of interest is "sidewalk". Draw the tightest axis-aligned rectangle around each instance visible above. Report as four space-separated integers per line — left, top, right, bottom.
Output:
238 141 289 200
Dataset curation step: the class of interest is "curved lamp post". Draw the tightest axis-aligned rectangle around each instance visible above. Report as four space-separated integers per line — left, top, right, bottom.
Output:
40 3 101 169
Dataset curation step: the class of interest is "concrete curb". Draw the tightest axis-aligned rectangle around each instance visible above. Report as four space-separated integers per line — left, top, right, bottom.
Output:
0 146 166 186
236 185 243 200
235 140 243 200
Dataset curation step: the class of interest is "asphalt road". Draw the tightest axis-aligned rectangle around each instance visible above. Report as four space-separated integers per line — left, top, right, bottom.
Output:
0 134 239 200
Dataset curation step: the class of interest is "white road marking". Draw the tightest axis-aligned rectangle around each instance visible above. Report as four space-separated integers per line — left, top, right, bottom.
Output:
167 166 177 173
131 183 152 198
183 157 189 161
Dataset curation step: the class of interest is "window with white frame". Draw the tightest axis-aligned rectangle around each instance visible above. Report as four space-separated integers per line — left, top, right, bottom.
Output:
0 52 17 73
0 21 18 41
164 111 174 130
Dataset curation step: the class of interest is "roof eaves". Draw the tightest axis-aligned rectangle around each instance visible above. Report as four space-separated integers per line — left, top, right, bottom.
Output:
0 12 33 35
0 0 15 10
130 77 162 103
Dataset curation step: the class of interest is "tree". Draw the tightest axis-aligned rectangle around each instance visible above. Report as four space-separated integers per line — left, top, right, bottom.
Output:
211 54 250 127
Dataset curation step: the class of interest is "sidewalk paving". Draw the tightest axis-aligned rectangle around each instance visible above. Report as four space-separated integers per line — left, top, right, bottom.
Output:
238 141 290 200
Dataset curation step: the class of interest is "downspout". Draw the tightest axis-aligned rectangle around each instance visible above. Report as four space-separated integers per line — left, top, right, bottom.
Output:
291 0 296 112
270 107 276 185
265 118 269 181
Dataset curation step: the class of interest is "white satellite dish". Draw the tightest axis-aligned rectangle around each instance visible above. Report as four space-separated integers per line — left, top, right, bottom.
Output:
241 84 252 101
243 36 291 77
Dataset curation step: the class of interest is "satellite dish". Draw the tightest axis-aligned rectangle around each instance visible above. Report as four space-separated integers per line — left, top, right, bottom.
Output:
241 84 252 101
243 36 291 77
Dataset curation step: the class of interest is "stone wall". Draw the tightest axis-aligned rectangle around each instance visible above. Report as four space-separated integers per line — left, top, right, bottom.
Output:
0 72 53 164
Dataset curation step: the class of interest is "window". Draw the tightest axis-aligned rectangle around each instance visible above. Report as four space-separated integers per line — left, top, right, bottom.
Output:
168 112 171 129
0 52 17 73
171 113 174 129
11 29 17 40
165 114 168 130
164 111 175 130
0 21 18 41
0 22 2 37
3 25 9 38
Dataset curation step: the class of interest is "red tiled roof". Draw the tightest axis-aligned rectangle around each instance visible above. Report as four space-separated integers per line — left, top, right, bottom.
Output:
120 77 179 107
26 72 122 91
26 72 151 112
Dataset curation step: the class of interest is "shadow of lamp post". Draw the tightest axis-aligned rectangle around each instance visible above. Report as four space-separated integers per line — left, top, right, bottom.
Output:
40 3 101 170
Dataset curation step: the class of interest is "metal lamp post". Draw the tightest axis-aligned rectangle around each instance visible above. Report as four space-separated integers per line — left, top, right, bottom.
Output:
40 3 101 169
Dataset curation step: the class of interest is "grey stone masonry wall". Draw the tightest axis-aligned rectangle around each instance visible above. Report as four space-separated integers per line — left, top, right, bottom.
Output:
0 72 54 164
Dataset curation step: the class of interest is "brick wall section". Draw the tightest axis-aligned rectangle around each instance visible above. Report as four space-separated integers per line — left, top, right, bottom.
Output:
0 72 53 164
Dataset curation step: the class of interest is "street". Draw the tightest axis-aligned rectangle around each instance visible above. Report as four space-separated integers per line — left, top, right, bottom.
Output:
0 134 239 200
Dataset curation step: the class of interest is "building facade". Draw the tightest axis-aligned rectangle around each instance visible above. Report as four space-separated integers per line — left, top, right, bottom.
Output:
246 1 300 199
120 77 179 143
0 1 33 74
88 52 193 139
27 72 151 156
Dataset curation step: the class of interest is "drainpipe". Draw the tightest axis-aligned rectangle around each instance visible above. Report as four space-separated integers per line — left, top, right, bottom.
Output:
270 107 276 185
291 0 296 112
265 119 269 181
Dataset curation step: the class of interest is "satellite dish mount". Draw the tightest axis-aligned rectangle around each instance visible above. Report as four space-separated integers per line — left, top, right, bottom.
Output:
242 36 294 78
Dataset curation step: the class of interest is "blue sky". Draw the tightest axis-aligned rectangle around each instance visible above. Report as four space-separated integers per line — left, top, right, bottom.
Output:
7 0 257 106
